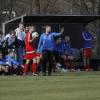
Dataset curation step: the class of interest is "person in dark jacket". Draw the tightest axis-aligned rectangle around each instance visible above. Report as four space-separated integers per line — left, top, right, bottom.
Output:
0 31 5 56
4 31 18 50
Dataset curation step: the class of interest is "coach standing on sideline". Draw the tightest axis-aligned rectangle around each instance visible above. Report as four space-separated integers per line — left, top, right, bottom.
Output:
37 25 64 76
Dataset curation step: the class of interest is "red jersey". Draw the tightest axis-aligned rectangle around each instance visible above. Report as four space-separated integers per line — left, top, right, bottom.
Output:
25 32 34 53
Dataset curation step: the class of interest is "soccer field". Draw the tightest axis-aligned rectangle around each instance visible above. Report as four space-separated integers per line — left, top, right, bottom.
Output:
0 72 100 100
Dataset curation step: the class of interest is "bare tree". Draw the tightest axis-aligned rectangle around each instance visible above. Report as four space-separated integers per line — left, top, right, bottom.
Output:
34 0 41 14
34 0 57 14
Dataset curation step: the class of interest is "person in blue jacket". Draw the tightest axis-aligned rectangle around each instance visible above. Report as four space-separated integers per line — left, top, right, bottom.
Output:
5 49 23 74
54 38 64 55
53 37 66 70
37 25 64 76
0 51 9 74
82 27 95 71
63 36 73 55
63 36 75 71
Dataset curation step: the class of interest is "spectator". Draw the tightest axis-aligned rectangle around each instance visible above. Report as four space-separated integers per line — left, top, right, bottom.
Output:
25 26 29 33
4 31 17 51
0 51 9 75
82 27 95 71
23 26 29 38
63 35 76 71
15 23 25 65
5 49 23 75
54 37 67 72
0 31 5 56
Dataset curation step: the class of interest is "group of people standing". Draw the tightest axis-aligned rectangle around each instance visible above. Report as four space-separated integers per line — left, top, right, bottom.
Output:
0 23 95 76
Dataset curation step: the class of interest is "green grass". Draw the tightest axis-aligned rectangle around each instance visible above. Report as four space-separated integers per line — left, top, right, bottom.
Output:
0 71 100 100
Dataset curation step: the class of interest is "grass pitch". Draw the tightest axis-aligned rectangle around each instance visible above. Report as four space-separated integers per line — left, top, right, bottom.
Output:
0 71 100 100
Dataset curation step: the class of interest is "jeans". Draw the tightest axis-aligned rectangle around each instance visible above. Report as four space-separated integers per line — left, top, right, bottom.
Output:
17 47 24 65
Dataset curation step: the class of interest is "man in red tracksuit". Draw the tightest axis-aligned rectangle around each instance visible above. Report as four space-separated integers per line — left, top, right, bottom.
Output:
24 26 38 76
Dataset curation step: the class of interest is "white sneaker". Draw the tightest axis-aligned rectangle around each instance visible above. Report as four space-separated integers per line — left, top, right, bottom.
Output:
77 69 81 71
70 69 76 72
61 68 69 72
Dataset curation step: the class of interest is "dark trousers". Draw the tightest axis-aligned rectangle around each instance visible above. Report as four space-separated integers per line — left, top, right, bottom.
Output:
42 50 53 76
16 47 24 65
53 51 65 69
